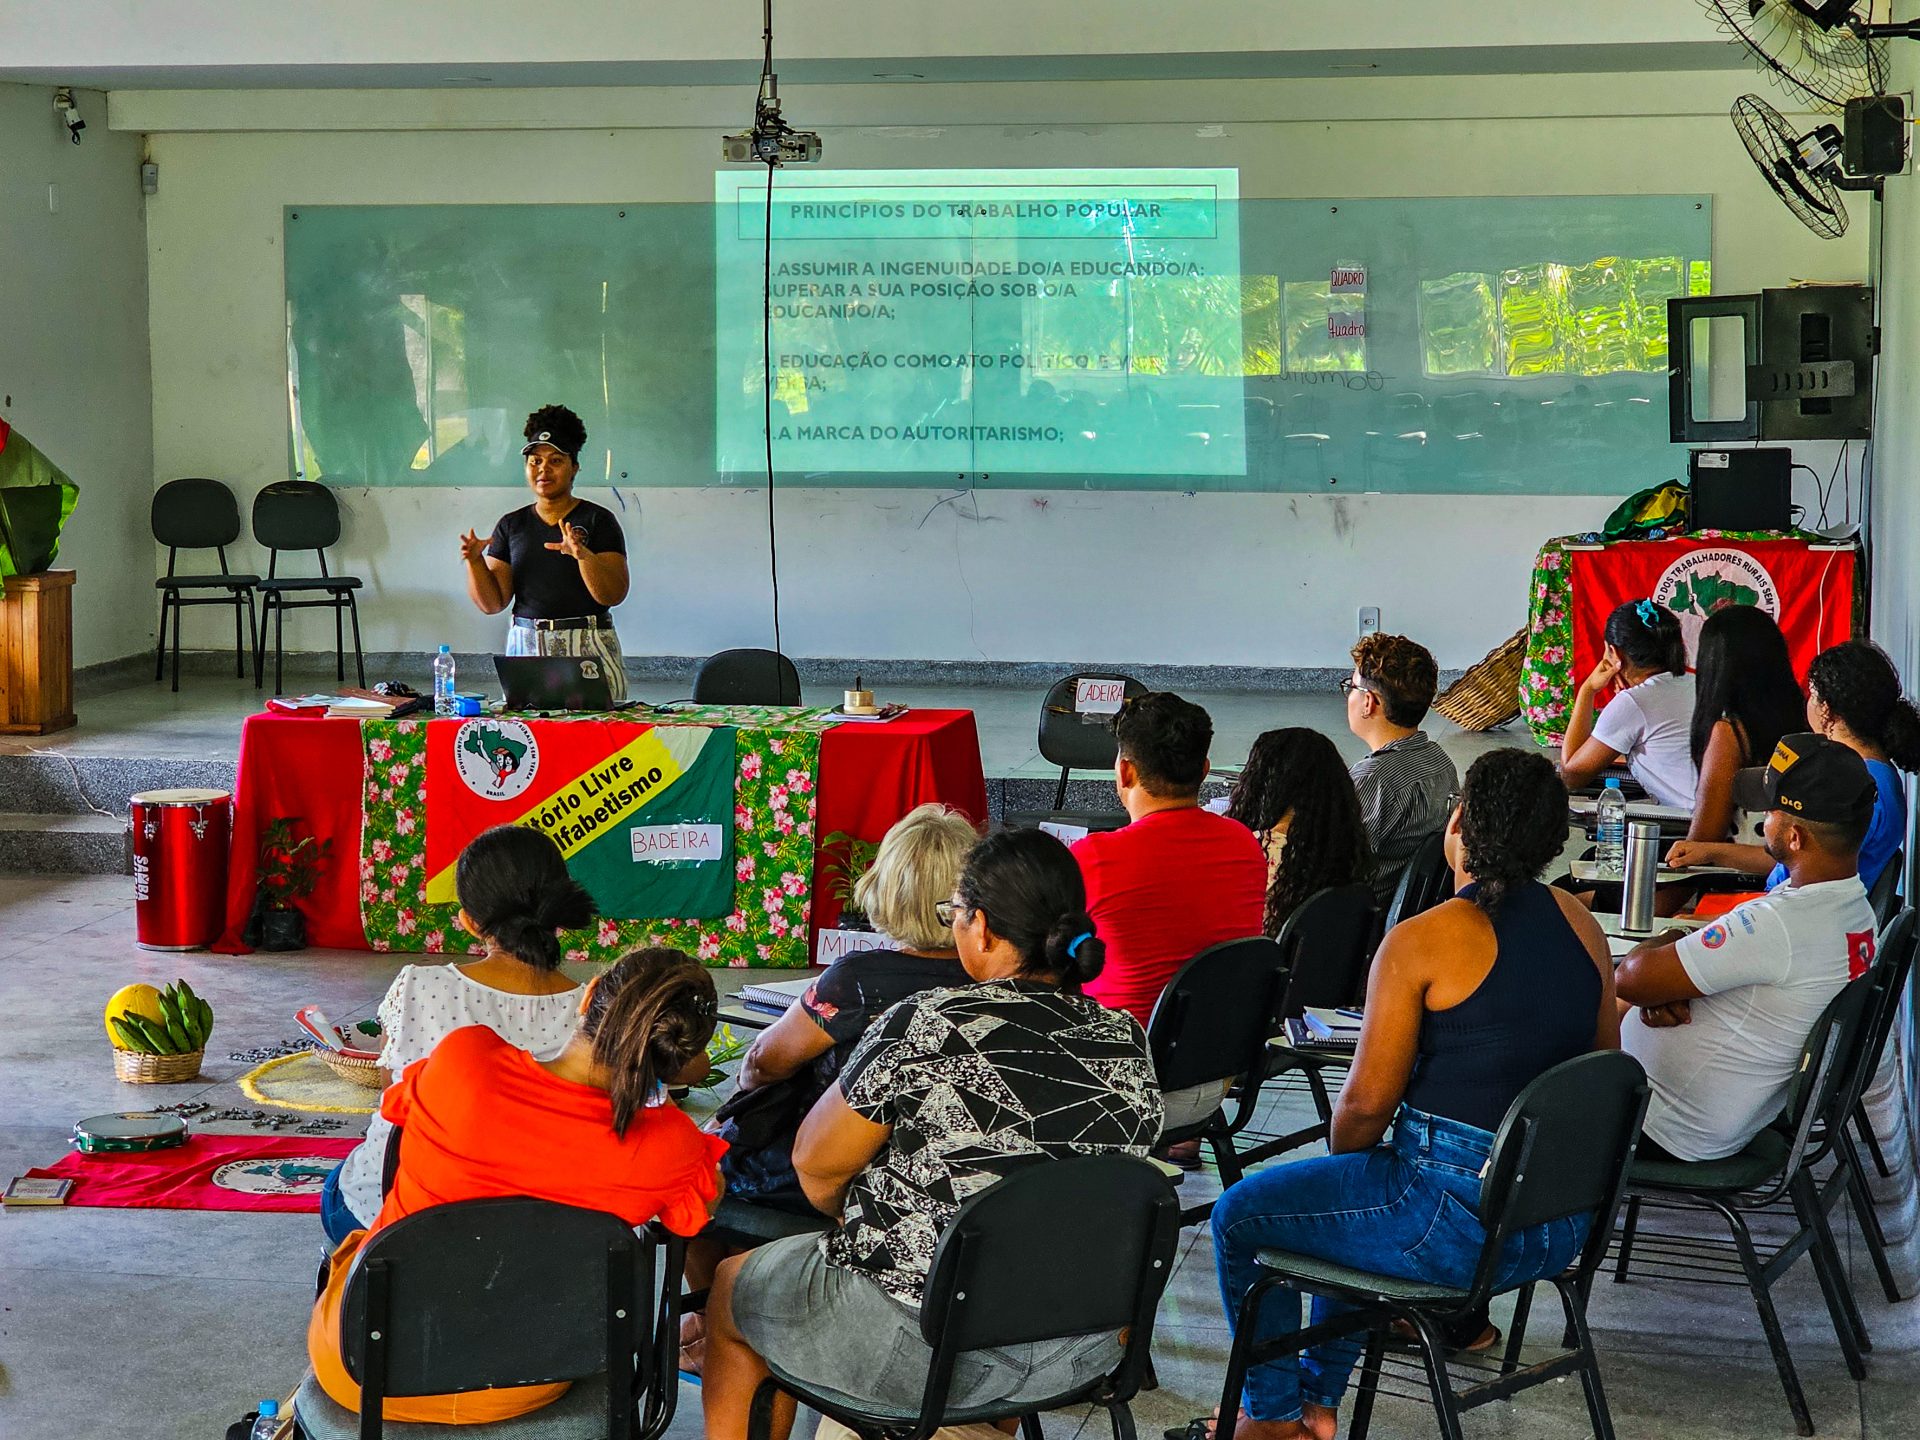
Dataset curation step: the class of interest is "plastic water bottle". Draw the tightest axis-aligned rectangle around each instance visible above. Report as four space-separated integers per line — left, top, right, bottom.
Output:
250 1399 282 1439
1595 777 1628 879
432 644 456 716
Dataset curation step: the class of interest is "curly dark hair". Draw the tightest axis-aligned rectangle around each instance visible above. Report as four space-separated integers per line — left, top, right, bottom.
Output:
1227 728 1375 935
1350 633 1439 727
523 403 587 459
1690 605 1805 769
1457 749 1568 919
1809 640 1920 772
1112 691 1212 796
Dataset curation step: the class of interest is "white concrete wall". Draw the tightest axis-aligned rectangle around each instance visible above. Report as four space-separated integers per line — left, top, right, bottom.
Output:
0 82 153 667
139 74 1867 668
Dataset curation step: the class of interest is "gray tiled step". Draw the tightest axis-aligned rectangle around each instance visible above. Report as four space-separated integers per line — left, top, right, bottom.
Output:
0 812 131 874
0 753 237 817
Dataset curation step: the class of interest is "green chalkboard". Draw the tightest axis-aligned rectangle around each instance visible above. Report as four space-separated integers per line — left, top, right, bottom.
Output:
282 185 1709 494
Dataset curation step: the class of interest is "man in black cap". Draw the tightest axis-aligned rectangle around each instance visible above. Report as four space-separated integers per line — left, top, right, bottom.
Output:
1615 734 1879 1163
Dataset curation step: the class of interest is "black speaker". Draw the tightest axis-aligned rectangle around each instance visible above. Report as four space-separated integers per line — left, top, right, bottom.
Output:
1758 285 1875 441
1688 446 1792 532
1844 95 1908 179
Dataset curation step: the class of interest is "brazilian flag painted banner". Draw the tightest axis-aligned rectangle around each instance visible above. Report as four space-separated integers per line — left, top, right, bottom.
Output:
424 719 737 920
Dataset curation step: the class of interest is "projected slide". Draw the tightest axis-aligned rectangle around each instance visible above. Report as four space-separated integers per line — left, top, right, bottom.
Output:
714 168 1244 477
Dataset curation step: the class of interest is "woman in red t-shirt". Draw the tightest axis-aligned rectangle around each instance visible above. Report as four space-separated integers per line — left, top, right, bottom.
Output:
306 947 728 1426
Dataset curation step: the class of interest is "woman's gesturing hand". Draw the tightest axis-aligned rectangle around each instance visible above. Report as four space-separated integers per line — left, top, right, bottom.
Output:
544 523 591 560
459 528 489 564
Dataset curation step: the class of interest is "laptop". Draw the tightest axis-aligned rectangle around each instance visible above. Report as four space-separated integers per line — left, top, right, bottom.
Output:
493 655 619 713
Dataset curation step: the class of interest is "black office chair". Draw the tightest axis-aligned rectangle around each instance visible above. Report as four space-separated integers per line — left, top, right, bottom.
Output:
745 1154 1180 1440
691 648 801 705
1242 882 1381 1165
253 480 365 694
1868 847 1904 928
1607 969 1883 1436
151 477 258 691
293 1196 684 1440
1381 830 1453 934
1143 936 1291 1224
1005 672 1150 834
1211 1051 1650 1440
1853 906 1916 1189
1829 908 1917 1301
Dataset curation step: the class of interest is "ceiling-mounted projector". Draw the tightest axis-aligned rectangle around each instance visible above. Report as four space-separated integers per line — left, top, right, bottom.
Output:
721 5 821 166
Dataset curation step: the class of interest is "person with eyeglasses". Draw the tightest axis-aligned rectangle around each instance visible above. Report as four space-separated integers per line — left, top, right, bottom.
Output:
700 829 1161 1440
1345 633 1459 907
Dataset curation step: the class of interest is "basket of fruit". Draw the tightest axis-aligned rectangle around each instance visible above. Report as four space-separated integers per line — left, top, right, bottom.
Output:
105 980 214 1084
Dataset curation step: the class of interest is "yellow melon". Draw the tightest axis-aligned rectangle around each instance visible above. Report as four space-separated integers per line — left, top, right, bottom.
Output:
104 983 167 1042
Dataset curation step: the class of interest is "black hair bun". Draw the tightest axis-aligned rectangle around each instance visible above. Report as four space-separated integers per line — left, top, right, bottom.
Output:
1043 911 1105 988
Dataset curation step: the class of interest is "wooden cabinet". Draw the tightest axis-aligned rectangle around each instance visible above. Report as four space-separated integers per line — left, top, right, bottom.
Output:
0 569 76 734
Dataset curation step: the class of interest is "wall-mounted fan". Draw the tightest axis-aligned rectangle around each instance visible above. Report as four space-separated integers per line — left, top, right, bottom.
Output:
1703 0 1888 113
1732 93 1885 238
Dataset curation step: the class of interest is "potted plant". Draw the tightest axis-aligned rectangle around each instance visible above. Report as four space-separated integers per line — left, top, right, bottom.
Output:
248 817 333 951
816 830 880 930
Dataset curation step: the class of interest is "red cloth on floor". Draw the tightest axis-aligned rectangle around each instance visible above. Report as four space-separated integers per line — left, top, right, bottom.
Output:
28 1135 356 1211
214 715 370 952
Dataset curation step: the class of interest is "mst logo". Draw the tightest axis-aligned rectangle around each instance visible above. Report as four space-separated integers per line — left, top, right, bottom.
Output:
453 718 540 800
1654 549 1780 662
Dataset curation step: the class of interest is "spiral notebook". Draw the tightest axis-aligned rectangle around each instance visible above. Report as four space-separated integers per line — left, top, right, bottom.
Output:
1282 1008 1363 1052
736 976 818 1014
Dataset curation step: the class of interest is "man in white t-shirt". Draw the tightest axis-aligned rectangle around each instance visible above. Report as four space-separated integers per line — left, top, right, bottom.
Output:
1616 733 1879 1162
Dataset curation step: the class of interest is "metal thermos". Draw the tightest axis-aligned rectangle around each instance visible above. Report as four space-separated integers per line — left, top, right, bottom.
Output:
1620 820 1661 934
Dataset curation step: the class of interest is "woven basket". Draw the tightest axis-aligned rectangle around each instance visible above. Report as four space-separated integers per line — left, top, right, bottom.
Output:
318 1050 390 1090
112 1046 204 1085
1434 627 1528 732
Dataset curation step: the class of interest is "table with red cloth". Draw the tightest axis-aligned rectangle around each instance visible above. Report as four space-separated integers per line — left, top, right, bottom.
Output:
214 706 986 967
1519 532 1858 748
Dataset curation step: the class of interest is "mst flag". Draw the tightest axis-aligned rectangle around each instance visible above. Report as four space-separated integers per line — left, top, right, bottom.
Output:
424 719 737 920
1570 538 1854 695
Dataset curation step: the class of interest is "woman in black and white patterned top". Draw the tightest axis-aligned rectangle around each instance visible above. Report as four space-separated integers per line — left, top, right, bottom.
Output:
702 829 1163 1438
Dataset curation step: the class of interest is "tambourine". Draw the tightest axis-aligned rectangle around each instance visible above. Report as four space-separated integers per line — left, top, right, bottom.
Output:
72 1111 190 1155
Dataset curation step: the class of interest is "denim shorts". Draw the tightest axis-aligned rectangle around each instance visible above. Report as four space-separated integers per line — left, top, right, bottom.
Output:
731 1232 1122 1414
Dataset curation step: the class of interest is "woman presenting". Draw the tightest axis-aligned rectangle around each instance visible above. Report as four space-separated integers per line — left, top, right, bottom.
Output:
461 403 630 702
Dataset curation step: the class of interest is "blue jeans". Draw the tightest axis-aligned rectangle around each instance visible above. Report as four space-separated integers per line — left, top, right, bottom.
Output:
319 1161 363 1247
1211 1106 1589 1423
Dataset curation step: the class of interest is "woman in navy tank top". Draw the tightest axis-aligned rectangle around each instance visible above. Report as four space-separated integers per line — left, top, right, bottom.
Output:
1206 749 1618 1440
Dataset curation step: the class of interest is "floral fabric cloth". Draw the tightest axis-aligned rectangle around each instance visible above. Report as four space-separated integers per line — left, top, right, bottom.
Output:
358 717 821 966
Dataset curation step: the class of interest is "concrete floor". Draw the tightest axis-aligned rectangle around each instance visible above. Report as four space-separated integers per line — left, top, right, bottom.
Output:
3 869 1919 1437
5 680 1918 1437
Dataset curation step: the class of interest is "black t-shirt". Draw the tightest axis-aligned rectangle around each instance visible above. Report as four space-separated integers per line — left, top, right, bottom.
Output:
713 947 963 1203
486 499 627 621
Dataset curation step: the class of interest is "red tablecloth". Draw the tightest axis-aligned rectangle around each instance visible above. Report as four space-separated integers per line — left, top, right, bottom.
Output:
215 709 986 961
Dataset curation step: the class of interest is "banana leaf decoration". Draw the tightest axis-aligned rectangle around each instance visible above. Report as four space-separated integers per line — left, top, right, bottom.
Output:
0 418 80 580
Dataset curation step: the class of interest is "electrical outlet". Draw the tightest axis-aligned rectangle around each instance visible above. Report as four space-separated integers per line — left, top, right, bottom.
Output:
1357 606 1381 638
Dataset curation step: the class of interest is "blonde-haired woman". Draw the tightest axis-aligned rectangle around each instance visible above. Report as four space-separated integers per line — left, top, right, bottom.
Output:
681 802 980 1372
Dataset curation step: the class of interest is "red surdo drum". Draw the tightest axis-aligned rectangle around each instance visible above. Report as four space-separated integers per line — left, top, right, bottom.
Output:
130 788 231 951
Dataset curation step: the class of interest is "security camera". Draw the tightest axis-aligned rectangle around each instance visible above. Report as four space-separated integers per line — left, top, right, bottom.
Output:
53 88 84 145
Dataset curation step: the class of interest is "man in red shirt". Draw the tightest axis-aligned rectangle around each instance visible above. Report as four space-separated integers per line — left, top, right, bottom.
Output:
1074 693 1267 1138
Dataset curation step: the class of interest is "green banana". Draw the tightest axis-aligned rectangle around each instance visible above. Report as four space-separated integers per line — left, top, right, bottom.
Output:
129 1014 178 1055
193 996 215 1046
110 1016 157 1053
164 1014 193 1052
175 977 202 1011
156 986 187 1035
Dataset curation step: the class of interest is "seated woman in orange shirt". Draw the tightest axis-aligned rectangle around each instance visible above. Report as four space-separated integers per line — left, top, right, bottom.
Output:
307 947 727 1426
